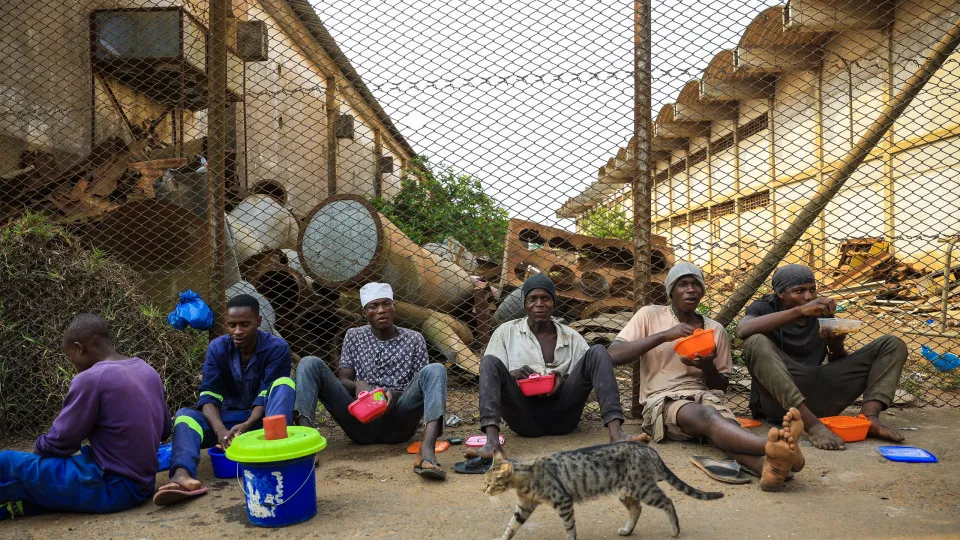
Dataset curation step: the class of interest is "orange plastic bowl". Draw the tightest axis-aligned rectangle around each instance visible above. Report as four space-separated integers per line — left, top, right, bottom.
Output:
820 414 870 442
673 328 716 358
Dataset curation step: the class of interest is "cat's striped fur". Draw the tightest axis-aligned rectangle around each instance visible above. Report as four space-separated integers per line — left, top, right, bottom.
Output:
484 440 723 540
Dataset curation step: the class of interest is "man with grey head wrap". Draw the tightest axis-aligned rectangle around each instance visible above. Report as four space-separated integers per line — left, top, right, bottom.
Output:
737 264 908 451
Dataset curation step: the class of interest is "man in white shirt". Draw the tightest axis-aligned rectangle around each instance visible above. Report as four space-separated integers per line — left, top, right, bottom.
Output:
455 274 645 474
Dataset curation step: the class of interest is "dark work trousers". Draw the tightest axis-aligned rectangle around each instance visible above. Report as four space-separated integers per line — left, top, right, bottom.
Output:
743 334 907 422
479 345 625 437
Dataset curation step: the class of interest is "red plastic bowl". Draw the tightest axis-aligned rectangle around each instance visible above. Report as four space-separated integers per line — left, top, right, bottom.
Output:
348 388 388 423
518 373 556 397
673 328 716 358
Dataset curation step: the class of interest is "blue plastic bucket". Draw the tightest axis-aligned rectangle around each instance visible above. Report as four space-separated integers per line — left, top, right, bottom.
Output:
208 447 240 479
239 455 317 527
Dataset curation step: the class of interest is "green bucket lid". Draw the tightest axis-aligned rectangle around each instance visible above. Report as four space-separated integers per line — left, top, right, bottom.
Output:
225 426 327 464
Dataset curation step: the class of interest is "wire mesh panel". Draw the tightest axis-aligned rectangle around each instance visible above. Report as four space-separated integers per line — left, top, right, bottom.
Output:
1 0 959 438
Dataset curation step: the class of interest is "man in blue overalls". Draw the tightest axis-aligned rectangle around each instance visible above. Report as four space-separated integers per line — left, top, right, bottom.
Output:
153 294 295 506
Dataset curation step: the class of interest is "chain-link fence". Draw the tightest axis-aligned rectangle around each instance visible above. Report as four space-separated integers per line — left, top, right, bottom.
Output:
2 0 959 437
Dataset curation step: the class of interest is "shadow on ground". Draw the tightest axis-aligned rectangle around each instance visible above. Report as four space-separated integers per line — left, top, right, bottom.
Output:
3 407 959 539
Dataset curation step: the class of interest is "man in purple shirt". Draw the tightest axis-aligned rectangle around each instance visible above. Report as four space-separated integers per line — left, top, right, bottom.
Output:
0 313 170 520
154 294 296 506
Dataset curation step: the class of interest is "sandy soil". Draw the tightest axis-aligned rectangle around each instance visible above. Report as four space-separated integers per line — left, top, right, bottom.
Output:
3 407 959 539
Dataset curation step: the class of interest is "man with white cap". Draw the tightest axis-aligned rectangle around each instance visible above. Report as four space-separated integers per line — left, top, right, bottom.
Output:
294 282 448 480
609 262 805 491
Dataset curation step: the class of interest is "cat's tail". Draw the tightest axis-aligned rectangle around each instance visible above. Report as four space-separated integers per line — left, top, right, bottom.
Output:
659 460 724 500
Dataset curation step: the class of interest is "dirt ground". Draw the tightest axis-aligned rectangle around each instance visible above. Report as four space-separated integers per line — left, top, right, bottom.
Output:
3 407 960 539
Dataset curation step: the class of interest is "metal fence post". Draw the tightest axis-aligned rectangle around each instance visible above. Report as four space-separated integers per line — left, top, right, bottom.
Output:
631 0 652 418
207 0 228 336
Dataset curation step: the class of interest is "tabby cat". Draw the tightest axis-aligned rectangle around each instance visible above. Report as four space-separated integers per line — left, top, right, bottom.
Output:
484 440 723 540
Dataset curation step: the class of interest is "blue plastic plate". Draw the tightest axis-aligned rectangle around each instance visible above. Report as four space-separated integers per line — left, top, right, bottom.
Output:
876 446 937 463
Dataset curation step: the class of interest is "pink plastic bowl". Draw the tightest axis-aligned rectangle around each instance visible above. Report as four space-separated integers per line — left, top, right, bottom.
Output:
348 388 388 423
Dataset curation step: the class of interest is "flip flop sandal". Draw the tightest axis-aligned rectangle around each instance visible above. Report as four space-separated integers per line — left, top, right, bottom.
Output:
406 441 452 454
453 456 493 475
153 484 209 506
413 458 447 480
689 456 752 485
741 465 795 481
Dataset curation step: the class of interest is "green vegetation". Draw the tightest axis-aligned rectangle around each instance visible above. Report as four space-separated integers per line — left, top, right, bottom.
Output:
370 157 510 261
578 206 633 241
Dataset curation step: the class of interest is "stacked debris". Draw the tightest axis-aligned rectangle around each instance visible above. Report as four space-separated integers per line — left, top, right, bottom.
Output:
0 214 207 436
0 137 191 224
497 218 673 326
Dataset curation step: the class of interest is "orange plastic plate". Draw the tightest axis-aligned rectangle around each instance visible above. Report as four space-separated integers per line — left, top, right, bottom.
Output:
406 440 451 454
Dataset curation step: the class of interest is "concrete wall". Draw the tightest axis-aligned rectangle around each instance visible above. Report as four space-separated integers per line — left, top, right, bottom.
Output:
633 0 960 273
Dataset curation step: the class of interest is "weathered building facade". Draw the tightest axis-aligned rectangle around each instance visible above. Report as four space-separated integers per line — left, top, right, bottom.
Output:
560 0 960 274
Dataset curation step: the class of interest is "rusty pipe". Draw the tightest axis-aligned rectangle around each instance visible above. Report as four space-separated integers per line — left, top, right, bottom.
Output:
299 196 474 313
228 194 299 262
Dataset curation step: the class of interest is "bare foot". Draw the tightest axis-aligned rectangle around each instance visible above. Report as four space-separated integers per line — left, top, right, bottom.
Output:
158 469 202 493
419 445 438 466
463 441 500 460
780 407 806 472
807 420 846 450
864 415 905 443
610 429 652 444
759 427 796 492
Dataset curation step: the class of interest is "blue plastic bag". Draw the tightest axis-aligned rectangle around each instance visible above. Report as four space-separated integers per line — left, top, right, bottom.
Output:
921 345 960 373
167 289 214 330
157 442 172 472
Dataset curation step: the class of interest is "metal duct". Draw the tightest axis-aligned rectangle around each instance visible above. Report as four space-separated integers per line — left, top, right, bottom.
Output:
227 194 299 262
298 195 474 313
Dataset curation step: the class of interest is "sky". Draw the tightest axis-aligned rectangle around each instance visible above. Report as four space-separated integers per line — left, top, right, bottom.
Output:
311 0 781 229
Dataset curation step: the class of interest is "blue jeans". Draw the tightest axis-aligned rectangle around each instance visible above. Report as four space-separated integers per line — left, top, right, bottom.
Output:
294 357 447 444
169 377 296 478
0 446 148 520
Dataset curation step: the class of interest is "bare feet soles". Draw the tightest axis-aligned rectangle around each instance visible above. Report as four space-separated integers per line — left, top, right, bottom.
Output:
807 420 846 450
760 408 807 492
781 407 806 472
864 414 906 442
759 427 795 492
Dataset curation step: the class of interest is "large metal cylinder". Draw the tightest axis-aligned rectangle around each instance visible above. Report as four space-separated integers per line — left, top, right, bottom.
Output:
298 195 474 313
227 194 299 262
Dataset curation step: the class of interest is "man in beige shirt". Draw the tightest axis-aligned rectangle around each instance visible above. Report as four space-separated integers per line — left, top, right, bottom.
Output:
608 262 805 491
454 274 645 474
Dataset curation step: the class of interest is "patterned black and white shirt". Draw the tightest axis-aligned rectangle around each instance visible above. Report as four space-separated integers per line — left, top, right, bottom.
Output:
339 325 429 392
